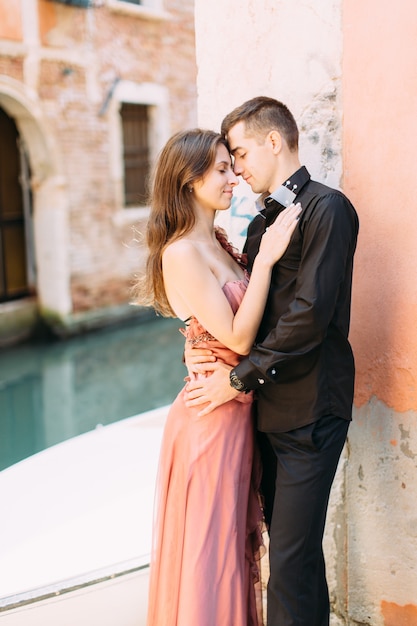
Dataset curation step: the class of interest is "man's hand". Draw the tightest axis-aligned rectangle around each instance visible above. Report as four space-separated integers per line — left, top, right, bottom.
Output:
184 361 239 417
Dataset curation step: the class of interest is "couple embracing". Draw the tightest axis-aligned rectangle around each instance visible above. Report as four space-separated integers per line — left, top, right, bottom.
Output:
136 96 359 626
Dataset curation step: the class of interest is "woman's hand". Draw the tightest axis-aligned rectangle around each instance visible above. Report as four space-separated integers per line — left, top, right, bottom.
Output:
257 202 302 266
184 346 216 377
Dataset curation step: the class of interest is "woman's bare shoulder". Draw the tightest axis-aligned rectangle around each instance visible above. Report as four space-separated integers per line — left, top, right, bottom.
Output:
163 238 203 266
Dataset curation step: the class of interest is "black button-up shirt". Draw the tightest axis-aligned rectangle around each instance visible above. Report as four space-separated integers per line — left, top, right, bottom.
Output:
234 166 359 432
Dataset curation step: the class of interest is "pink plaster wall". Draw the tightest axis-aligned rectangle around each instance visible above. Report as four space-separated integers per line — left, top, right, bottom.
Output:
343 0 417 412
381 601 417 626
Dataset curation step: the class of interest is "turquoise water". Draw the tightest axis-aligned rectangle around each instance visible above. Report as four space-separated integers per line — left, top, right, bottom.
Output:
0 316 185 472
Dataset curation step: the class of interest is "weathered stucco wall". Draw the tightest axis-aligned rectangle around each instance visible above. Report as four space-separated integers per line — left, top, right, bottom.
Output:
195 0 343 249
343 0 417 624
195 0 417 624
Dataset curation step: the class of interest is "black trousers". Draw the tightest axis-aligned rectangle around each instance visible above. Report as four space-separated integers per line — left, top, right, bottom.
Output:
259 415 350 626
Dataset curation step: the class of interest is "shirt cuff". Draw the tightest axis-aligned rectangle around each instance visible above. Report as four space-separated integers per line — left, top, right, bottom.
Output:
233 358 277 390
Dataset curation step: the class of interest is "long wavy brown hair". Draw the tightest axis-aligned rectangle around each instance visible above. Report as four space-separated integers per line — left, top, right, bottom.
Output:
134 129 229 317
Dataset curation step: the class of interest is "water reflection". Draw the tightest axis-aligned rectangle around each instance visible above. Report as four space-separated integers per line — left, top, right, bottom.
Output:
0 317 185 471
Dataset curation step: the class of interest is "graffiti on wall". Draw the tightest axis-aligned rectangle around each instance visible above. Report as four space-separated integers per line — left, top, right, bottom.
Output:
216 191 258 251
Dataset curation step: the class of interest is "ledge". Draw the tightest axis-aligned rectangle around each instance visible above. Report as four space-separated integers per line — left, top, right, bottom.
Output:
0 298 39 348
44 303 157 338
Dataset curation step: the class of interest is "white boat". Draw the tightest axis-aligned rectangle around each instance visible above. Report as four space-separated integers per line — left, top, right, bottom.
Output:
0 405 168 625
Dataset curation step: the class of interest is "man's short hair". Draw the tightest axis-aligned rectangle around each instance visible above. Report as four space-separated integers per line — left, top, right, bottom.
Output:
221 96 299 152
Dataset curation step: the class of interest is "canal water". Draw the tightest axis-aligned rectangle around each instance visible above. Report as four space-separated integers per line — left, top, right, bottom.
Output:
0 316 186 472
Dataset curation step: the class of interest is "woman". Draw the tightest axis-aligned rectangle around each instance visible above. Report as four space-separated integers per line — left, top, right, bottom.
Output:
136 129 300 626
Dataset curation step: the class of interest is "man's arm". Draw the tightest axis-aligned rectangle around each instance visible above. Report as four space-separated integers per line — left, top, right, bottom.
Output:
185 193 358 412
234 192 359 389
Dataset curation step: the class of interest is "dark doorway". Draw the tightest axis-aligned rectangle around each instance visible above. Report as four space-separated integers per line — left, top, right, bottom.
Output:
0 107 34 302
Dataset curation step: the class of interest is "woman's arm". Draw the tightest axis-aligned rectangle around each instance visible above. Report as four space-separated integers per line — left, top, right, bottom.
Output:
163 203 301 355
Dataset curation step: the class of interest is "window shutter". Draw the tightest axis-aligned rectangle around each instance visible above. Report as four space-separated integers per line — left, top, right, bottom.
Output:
121 104 150 207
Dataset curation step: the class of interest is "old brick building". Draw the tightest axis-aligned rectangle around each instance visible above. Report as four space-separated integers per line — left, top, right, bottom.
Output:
0 0 197 344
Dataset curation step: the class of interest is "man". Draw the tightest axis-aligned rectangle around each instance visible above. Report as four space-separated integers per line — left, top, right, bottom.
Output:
184 96 359 626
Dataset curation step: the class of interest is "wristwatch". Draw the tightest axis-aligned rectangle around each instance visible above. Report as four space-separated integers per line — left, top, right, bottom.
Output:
229 368 248 392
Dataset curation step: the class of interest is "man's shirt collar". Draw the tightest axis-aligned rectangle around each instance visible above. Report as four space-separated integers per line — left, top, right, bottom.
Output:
258 166 310 212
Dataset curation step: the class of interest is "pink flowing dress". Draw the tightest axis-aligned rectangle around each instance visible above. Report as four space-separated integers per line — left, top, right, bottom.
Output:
146 247 263 626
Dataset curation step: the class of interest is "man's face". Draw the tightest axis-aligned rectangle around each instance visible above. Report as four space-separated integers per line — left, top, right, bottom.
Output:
227 121 278 195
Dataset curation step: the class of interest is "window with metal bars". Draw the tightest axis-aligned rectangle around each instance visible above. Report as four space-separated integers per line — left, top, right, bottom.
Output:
120 103 151 207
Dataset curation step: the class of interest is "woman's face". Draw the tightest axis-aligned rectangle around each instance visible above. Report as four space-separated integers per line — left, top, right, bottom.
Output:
192 144 239 212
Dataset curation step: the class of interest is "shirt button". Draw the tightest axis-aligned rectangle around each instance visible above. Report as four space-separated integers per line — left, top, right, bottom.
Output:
258 378 265 384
